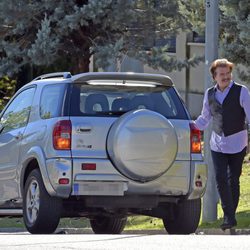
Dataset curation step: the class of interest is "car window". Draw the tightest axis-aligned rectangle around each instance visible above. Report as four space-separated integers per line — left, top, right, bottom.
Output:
0 87 36 134
70 83 189 119
40 84 66 119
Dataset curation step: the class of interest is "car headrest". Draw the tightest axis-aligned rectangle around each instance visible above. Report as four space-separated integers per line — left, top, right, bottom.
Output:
85 94 109 113
130 95 154 110
112 98 130 111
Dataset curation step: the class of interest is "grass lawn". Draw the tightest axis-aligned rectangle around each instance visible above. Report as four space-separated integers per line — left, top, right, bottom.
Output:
1 157 249 230
199 157 250 229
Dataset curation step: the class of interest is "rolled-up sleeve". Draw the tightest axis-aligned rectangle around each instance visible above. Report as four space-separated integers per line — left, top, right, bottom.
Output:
194 89 212 131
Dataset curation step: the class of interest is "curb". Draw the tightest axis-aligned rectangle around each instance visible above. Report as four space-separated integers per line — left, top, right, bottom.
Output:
0 228 250 235
196 228 250 235
62 228 250 235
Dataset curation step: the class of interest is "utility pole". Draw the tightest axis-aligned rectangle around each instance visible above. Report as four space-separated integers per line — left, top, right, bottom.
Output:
202 0 219 222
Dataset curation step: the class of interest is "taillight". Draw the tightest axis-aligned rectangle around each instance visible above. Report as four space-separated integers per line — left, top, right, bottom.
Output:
53 120 72 150
189 122 202 154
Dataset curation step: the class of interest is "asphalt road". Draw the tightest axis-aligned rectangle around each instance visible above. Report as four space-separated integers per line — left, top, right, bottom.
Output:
0 233 249 250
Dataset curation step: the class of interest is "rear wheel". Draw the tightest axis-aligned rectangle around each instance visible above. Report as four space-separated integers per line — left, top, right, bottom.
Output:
163 198 201 234
90 216 127 234
23 169 62 234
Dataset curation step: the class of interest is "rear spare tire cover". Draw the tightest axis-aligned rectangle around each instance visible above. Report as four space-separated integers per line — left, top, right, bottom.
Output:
107 109 178 182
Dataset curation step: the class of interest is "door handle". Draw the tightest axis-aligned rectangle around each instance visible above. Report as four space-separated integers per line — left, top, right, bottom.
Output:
76 126 92 133
15 133 23 140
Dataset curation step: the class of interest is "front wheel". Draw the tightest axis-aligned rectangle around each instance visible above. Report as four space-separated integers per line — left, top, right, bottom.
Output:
163 198 201 234
90 216 127 234
23 169 62 234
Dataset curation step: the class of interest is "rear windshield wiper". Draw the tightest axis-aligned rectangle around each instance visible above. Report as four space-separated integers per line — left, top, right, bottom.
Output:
94 111 129 115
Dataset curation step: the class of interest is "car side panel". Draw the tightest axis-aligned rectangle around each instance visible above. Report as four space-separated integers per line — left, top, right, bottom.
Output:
0 127 24 201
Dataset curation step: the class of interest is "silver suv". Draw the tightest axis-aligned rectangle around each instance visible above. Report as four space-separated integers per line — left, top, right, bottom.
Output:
0 72 207 234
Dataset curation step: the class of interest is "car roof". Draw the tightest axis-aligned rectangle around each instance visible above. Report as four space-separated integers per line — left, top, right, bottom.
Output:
26 72 174 87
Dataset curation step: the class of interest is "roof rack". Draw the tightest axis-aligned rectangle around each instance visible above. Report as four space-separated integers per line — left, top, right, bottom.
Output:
32 72 72 81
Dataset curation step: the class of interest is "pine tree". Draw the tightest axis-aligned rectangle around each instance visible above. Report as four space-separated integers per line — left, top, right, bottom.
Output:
220 0 250 82
181 0 249 82
179 0 205 36
0 0 201 77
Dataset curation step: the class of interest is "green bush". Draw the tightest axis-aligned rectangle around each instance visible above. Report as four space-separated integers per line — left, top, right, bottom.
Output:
0 76 16 111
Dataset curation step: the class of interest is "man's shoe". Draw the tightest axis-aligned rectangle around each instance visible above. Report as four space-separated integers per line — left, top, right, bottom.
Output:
220 220 237 231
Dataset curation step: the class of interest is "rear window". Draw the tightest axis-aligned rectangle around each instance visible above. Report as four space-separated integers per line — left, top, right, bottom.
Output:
70 82 189 120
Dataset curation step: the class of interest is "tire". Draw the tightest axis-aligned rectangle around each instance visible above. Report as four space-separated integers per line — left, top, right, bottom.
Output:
90 216 127 234
23 169 62 234
163 198 201 234
107 109 178 182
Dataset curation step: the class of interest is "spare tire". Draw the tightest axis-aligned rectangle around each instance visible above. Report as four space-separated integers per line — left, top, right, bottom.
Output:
107 109 178 182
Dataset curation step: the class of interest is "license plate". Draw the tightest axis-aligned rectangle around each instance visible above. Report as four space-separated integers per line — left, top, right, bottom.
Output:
72 181 127 196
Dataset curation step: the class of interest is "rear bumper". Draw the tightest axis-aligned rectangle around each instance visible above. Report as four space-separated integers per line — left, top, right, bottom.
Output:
46 158 72 198
71 158 191 197
187 161 208 199
44 157 207 200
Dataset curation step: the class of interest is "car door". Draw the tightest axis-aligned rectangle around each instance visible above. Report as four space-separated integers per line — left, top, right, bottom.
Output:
0 87 35 201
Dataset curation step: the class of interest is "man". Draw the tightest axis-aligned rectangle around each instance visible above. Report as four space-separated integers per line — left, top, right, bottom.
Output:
195 58 250 230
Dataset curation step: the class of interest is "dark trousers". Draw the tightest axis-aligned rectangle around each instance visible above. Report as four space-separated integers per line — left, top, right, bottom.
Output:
211 147 246 223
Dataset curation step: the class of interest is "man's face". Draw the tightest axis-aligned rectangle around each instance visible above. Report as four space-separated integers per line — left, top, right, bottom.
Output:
214 66 232 91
